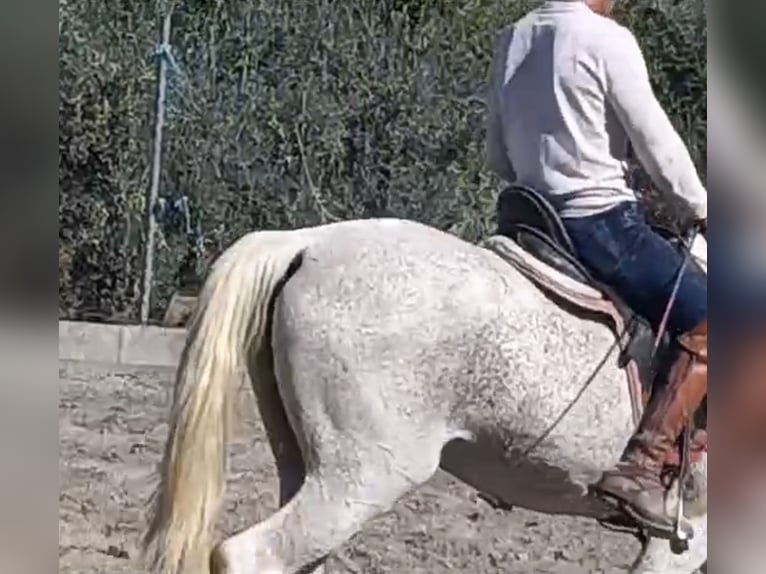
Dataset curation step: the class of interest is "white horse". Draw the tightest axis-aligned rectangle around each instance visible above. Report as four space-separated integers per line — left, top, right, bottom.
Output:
143 217 709 574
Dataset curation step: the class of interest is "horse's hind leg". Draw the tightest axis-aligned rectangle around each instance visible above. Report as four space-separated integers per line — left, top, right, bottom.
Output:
250 349 305 506
243 350 328 573
214 441 441 574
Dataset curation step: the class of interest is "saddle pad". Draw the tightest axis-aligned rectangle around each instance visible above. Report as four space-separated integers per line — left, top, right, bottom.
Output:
485 235 606 304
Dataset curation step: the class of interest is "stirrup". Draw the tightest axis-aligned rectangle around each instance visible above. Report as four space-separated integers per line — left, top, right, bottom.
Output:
590 484 694 552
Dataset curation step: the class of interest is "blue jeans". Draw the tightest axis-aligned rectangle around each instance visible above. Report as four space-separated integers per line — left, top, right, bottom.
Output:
562 202 707 335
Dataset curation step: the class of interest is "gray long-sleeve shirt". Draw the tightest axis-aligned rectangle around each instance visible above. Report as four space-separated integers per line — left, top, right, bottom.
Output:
487 0 707 220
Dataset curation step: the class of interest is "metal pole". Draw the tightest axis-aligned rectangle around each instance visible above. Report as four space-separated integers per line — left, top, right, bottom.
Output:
140 9 172 324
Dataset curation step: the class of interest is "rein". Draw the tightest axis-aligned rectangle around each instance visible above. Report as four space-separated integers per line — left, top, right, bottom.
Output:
653 226 700 356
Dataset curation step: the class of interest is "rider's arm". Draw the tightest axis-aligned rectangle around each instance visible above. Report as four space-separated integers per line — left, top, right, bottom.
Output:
603 27 707 221
486 27 517 183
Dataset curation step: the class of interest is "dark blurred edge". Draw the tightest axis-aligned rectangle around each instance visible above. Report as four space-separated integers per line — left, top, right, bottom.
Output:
0 0 58 316
0 1 59 574
707 2 766 571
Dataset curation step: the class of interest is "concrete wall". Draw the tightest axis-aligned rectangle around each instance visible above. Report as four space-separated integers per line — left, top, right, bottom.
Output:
58 321 186 368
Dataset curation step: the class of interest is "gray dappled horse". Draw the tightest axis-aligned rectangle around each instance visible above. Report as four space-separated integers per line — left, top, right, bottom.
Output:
144 208 710 574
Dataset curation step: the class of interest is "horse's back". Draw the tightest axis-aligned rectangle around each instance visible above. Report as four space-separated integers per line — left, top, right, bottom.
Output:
286 217 538 303
273 217 623 425
273 218 546 356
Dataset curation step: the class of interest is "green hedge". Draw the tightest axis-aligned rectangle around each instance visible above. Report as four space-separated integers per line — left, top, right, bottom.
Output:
59 0 706 322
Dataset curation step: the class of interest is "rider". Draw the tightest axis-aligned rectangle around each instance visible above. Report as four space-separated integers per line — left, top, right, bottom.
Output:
486 0 708 536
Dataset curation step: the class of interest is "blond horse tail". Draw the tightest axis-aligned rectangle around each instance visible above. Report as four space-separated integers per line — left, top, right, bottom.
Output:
143 231 306 574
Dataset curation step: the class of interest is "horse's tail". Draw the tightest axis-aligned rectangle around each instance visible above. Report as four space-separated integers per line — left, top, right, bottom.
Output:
143 231 306 574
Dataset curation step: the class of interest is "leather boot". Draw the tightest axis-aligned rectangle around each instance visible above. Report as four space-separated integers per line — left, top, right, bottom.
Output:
592 319 708 536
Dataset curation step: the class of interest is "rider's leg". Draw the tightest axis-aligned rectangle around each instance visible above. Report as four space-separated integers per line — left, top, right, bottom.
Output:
561 201 707 336
594 319 707 534
562 201 708 535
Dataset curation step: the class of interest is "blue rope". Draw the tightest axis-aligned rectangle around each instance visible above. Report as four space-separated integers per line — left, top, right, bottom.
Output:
154 42 180 75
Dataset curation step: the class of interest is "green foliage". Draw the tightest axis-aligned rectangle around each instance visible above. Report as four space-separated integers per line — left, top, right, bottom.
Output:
59 0 707 322
59 0 156 320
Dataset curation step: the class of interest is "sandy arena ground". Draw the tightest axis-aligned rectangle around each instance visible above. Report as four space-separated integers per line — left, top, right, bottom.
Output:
59 361 645 573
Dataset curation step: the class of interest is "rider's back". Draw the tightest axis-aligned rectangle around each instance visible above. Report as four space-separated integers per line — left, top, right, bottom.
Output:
489 2 638 219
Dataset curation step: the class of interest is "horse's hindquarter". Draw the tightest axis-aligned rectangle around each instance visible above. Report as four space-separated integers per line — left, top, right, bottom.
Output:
271 219 634 516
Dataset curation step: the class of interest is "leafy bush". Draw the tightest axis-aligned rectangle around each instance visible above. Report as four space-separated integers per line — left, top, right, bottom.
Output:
59 0 706 322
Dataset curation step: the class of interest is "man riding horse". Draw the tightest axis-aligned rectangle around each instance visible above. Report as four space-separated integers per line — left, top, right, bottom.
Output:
486 0 708 536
